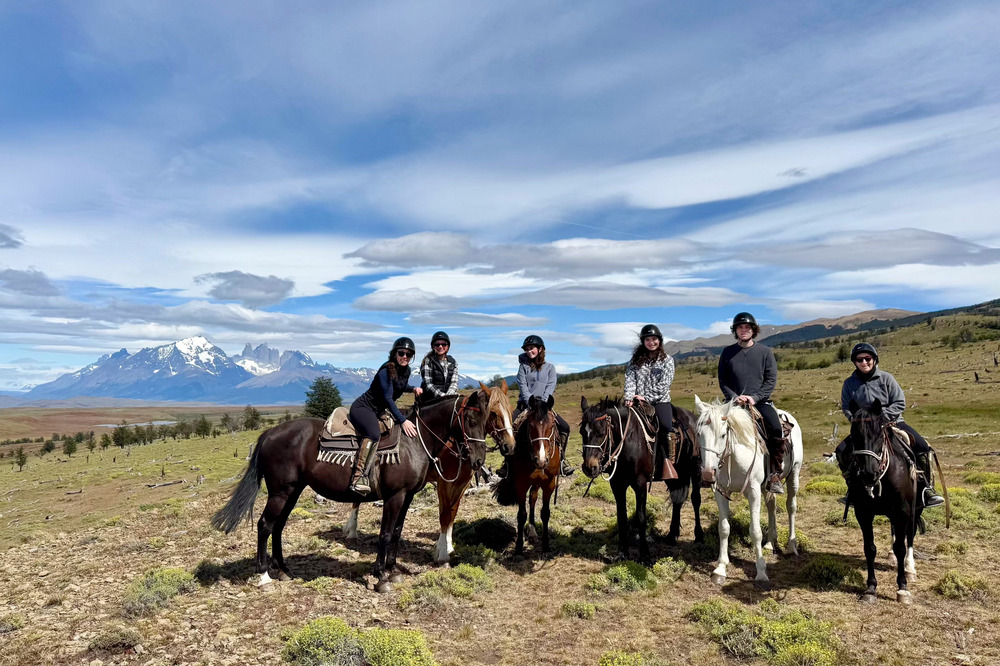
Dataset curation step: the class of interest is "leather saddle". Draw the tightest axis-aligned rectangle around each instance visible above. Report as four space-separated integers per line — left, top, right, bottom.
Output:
318 407 402 455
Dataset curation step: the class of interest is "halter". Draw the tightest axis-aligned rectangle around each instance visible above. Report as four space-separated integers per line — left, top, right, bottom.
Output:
414 394 486 483
700 413 762 501
483 394 514 453
528 411 558 462
849 419 894 499
582 405 653 482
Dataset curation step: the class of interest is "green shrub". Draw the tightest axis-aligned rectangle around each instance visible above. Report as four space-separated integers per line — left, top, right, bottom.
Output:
823 508 859 528
598 650 644 666
587 480 616 503
964 459 982 468
451 543 498 568
924 494 1000 530
282 617 364 665
358 628 437 666
934 540 968 556
399 564 492 610
797 554 864 591
803 480 846 496
651 557 687 582
809 461 841 476
0 614 25 634
978 484 1000 502
690 598 839 665
932 571 991 601
303 577 339 593
962 472 1000 485
588 561 657 594
560 601 597 619
290 507 314 519
121 567 196 617
89 626 143 653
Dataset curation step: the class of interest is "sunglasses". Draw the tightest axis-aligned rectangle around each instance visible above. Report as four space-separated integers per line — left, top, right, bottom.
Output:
854 356 874 363
396 351 414 359
433 342 449 348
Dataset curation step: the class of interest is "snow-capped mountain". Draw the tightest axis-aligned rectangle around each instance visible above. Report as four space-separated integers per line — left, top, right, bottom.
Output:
24 337 482 405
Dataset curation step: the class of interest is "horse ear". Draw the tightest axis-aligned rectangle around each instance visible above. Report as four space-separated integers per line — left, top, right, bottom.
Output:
528 395 537 408
500 378 508 392
479 381 490 394
546 395 554 409
694 395 705 413
581 396 589 411
848 399 859 415
871 399 883 415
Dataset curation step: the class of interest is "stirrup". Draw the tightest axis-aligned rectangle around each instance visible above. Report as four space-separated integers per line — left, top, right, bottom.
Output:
351 475 372 494
923 488 944 508
767 474 784 494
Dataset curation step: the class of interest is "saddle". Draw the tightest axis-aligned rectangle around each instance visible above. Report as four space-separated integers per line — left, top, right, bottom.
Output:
317 407 403 466
633 403 698 463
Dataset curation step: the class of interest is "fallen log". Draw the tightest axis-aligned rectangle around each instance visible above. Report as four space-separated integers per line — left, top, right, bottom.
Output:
65 489 83 495
145 479 185 489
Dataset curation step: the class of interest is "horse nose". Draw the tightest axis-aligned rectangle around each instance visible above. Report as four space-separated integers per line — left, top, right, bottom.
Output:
582 456 600 478
700 468 716 488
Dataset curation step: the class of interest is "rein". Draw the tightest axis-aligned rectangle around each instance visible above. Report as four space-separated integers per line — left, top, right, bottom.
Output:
414 394 485 483
701 413 763 501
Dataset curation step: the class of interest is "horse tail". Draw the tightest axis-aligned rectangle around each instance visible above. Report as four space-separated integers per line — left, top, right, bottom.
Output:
211 430 267 533
492 472 517 507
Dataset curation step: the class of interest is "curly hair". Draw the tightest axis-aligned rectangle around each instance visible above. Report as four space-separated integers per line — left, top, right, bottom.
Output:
529 348 546 370
629 342 666 367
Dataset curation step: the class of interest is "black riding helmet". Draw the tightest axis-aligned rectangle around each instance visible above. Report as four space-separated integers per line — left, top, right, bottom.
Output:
430 331 450 346
522 334 545 350
392 337 416 354
731 312 759 336
639 324 662 340
850 342 879 365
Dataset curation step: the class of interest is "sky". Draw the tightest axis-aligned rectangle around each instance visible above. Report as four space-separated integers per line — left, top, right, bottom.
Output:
1 0 999 390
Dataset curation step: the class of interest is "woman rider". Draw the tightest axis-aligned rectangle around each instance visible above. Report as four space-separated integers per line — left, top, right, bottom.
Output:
837 342 944 507
718 312 788 494
509 335 574 477
624 324 678 480
348 337 423 495
420 331 458 399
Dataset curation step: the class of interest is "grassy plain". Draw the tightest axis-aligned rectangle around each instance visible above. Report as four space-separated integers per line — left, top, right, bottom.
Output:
2 315 1000 665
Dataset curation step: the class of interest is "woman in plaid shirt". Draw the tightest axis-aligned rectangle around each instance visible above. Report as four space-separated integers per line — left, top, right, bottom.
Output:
623 324 677 479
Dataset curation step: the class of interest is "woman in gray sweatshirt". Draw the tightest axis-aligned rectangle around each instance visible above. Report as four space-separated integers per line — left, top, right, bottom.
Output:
509 334 573 476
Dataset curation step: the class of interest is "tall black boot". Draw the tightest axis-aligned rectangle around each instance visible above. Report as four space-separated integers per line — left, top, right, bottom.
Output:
559 431 575 476
350 438 379 495
917 452 944 508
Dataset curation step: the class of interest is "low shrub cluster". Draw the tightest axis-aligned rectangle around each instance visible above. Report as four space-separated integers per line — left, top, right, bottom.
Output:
598 650 645 666
934 540 969 556
924 494 1000 530
824 508 859 528
932 570 991 601
690 597 839 666
978 484 1000 502
89 626 143 653
560 600 597 619
804 478 847 496
283 616 436 666
587 561 658 594
962 471 1000 485
121 567 196 617
650 557 687 583
797 554 864 592
0 613 25 634
398 563 493 610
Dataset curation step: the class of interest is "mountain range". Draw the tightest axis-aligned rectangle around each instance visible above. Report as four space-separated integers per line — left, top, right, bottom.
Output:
15 337 479 406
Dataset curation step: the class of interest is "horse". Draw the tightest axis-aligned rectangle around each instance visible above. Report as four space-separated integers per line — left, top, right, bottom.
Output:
211 391 489 593
845 398 947 604
492 395 560 556
342 381 516 566
579 397 704 564
694 396 802 590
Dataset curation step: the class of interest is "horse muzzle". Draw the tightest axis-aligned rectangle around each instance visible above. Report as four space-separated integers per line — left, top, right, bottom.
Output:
581 457 601 478
700 468 716 488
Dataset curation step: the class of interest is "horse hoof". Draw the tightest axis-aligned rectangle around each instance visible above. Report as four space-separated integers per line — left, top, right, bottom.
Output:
375 580 394 594
710 573 726 586
763 542 774 553
389 573 406 584
755 579 771 592
896 590 913 605
694 531 705 544
256 571 274 587
277 571 293 582
861 593 877 605
905 571 917 583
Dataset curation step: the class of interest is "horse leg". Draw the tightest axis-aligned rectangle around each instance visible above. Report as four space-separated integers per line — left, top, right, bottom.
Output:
763 490 778 554
785 468 800 556
612 481 631 561
271 485 304 581
434 478 468 566
665 486 681 546
893 515 912 604
748 486 769 590
373 491 406 592
540 483 553 553
711 492 730 586
514 491 528 557
255 488 293 586
634 482 650 564
385 491 417 585
344 502 360 541
858 511 878 603
526 486 539 543
904 511 919 583
691 478 704 543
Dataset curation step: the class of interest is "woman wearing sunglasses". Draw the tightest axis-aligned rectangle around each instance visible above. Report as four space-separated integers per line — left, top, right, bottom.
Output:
420 331 459 400
348 337 423 495
837 342 943 508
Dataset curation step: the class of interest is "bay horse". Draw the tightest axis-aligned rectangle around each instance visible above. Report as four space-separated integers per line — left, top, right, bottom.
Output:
492 395 560 556
694 396 802 590
579 397 704 564
211 391 488 593
343 381 516 566
845 399 948 604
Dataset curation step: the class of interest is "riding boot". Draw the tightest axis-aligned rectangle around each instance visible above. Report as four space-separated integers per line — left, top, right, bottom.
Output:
558 431 575 476
767 437 786 495
659 431 678 480
350 438 378 495
917 452 944 508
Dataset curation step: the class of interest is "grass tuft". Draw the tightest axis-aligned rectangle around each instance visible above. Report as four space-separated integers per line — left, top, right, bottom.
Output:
121 567 196 617
931 570 991 601
598 649 645 666
651 557 687 583
962 472 1000 485
934 540 969 556
0 614 26 635
587 561 658 594
89 626 143 653
282 616 437 666
978 484 1000 502
559 600 597 619
803 480 846 496
398 564 493 610
797 554 864 591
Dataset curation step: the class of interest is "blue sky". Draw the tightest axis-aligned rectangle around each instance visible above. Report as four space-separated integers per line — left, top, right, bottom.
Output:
1 0 999 389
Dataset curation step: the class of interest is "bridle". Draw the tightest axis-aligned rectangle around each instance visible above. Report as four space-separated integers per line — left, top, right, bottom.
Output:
483 395 515 453
699 412 762 501
582 404 653 481
848 416 894 499
528 410 558 463
414 394 487 482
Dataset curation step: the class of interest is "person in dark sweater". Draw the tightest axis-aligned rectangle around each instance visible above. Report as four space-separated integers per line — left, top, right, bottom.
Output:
836 342 943 508
718 312 787 494
348 337 423 495
420 331 459 399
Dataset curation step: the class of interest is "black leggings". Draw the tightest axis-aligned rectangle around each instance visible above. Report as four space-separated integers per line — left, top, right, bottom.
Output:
348 402 383 442
755 401 782 441
653 402 673 433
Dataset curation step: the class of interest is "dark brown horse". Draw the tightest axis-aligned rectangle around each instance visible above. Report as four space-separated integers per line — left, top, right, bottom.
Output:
493 395 561 556
845 399 948 604
212 391 488 592
580 397 703 563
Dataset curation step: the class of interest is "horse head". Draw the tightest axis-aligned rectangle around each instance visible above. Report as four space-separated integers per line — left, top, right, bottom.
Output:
847 398 890 489
525 395 557 470
579 396 616 478
457 390 489 472
694 395 726 487
480 380 516 456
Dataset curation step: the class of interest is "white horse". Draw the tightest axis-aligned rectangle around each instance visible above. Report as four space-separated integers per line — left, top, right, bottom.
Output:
694 396 802 590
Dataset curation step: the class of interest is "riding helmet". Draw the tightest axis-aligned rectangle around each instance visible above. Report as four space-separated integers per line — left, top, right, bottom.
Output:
639 324 663 341
850 342 879 364
522 334 545 350
431 331 450 346
731 312 759 336
392 337 416 353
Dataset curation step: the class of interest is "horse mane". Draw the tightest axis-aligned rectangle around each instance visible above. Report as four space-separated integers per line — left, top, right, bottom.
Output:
580 396 625 428
484 385 511 420
696 399 757 446
850 406 892 450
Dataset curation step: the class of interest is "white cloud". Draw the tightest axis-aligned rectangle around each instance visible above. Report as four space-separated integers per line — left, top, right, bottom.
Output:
407 311 548 327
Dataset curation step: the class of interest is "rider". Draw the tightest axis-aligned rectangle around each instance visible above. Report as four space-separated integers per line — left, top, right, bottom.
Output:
718 312 788 495
420 331 459 400
837 342 944 508
623 324 678 480
505 335 574 477
348 337 423 495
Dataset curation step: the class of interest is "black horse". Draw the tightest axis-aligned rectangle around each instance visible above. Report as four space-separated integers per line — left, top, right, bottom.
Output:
212 392 488 592
579 397 704 563
845 398 945 604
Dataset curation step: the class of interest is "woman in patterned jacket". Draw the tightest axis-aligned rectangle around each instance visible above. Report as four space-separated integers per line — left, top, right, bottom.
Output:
624 324 677 479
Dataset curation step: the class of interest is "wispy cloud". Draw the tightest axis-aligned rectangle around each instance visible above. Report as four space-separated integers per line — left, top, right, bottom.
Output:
195 270 295 308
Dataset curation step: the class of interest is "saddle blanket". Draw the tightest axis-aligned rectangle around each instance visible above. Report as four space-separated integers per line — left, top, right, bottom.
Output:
317 407 402 466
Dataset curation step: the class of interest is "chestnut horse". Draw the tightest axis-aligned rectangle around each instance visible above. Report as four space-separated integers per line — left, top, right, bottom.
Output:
343 381 516 565
212 391 488 592
493 395 560 556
